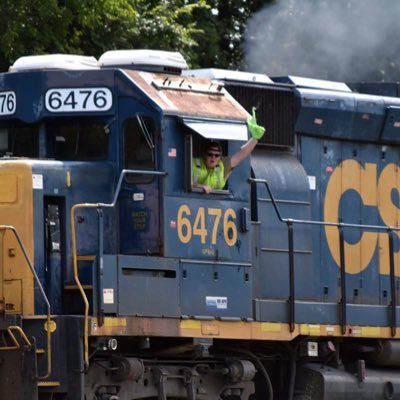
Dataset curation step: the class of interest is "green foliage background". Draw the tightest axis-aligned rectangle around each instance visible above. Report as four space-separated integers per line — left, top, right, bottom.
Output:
0 0 269 72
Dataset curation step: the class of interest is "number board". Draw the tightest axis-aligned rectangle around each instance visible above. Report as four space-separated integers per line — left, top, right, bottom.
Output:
176 204 238 247
0 91 16 116
45 88 113 113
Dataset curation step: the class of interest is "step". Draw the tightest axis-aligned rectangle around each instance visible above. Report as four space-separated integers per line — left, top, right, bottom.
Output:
37 381 60 387
64 284 93 290
76 255 96 262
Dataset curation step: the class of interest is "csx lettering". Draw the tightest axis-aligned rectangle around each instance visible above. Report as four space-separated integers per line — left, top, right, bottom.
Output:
177 205 237 246
324 160 400 275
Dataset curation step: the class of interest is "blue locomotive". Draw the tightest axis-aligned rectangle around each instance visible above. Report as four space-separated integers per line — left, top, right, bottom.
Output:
0 49 400 400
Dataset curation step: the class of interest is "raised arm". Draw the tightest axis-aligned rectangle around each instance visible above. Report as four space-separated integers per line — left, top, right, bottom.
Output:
230 137 258 169
230 107 265 169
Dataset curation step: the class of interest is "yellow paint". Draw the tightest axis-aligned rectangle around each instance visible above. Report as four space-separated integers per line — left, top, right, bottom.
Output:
193 207 207 243
176 204 238 247
4 279 22 313
0 175 18 203
324 160 400 275
103 317 127 327
261 322 282 332
0 163 34 315
300 324 321 335
177 204 191 244
324 160 377 274
223 208 237 246
324 326 338 335
90 316 400 341
37 381 60 387
377 164 400 275
180 320 201 330
361 326 381 337
208 208 222 244
201 323 220 335
300 324 308 335
44 319 57 333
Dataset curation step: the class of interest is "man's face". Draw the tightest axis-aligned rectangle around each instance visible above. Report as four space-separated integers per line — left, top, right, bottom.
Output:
204 146 221 169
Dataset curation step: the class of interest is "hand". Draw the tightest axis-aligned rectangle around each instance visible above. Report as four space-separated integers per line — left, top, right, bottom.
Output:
202 185 213 194
247 107 265 140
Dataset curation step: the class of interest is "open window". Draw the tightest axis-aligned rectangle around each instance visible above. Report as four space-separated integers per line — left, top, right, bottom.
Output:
123 115 156 183
181 118 248 194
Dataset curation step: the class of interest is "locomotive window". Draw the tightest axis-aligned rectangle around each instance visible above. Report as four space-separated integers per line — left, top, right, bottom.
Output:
123 115 155 183
0 124 39 157
53 122 108 161
187 133 229 194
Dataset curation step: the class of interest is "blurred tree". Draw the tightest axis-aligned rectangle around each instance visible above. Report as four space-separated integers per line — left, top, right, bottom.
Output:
212 0 268 69
0 0 271 72
190 0 270 69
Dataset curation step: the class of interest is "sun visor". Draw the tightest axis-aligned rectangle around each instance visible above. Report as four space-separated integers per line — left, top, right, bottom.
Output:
182 119 248 141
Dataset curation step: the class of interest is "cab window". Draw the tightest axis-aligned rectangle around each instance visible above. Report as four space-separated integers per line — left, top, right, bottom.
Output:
185 132 229 194
123 115 155 183
0 124 39 157
52 121 108 160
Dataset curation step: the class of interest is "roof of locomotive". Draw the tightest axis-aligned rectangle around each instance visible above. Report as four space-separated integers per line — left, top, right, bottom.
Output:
122 69 248 120
4 52 249 123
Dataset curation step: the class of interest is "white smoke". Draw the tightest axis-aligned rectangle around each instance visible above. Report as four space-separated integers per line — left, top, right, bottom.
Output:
244 0 400 82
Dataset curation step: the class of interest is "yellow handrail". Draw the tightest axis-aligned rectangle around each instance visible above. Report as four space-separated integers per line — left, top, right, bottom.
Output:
70 204 96 369
0 326 32 350
70 169 167 368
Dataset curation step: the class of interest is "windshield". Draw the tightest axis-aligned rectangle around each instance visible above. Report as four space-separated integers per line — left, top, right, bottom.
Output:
0 124 39 157
51 121 108 160
0 120 109 160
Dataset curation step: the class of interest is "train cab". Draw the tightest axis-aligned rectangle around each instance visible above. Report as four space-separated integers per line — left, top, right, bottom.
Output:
95 51 254 321
0 50 255 323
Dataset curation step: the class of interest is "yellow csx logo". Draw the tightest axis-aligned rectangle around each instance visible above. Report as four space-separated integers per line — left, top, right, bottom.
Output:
325 159 400 275
177 205 237 247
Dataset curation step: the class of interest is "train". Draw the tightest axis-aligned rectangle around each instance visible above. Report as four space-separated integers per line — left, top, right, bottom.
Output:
1 49 400 400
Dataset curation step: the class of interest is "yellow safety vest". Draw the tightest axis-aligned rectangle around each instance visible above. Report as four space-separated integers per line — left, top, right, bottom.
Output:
192 157 225 190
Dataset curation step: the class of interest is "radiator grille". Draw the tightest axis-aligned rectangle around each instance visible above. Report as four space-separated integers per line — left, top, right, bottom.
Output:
226 83 296 147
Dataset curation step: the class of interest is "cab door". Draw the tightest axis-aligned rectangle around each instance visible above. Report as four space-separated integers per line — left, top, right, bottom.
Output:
44 196 65 314
119 114 161 255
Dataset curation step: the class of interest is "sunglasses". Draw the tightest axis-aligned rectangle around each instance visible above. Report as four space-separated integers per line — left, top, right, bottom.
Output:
207 152 221 158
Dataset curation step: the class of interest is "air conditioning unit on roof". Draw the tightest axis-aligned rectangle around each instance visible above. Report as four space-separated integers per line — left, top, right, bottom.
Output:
9 54 99 72
98 49 188 74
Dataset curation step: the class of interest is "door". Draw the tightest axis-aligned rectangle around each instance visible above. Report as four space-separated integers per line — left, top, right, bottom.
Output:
119 115 161 255
44 196 65 314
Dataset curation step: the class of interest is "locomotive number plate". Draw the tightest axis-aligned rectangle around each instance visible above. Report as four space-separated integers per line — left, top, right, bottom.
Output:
176 204 238 247
45 87 112 112
0 91 16 116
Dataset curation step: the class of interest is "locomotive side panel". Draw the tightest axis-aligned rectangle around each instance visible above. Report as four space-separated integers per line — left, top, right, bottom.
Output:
0 163 34 315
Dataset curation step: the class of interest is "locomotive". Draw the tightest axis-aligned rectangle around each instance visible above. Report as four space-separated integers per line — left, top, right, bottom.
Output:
0 49 400 400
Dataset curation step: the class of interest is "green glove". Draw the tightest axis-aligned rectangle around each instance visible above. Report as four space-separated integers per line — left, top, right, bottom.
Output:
247 107 265 140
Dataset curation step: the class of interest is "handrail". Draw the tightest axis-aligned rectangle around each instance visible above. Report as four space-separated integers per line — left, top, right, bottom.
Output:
388 230 397 337
249 178 400 232
249 178 400 335
0 326 32 351
71 169 167 368
0 225 52 378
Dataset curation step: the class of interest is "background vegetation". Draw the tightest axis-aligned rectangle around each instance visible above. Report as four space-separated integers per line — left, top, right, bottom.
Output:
0 0 270 72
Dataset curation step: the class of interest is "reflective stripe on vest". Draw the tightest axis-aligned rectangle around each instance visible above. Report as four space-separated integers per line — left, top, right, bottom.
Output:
192 157 225 189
